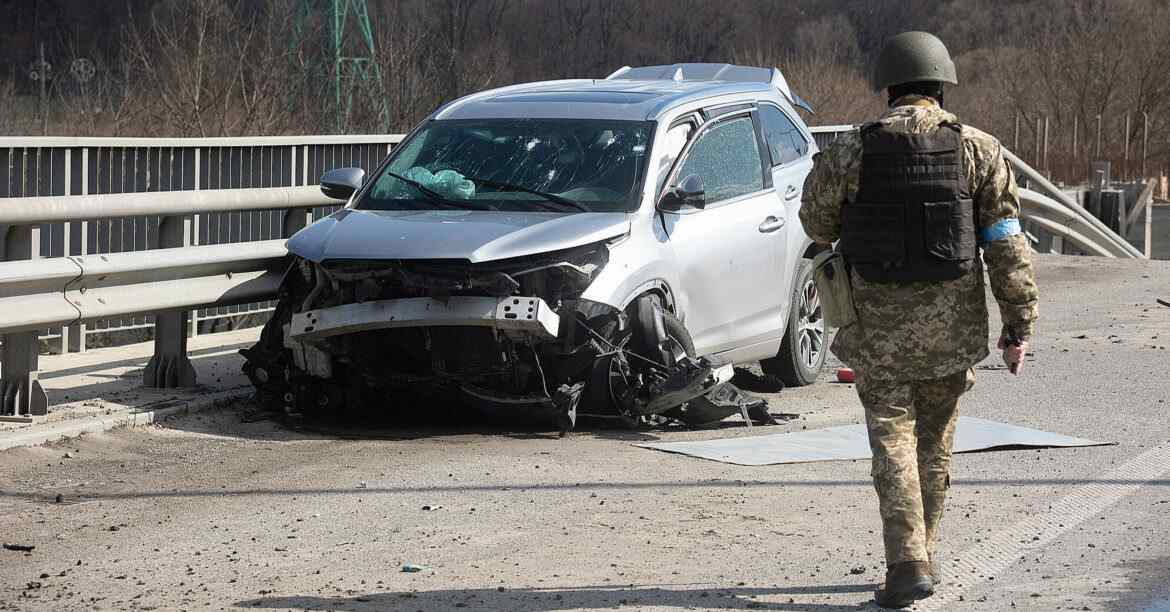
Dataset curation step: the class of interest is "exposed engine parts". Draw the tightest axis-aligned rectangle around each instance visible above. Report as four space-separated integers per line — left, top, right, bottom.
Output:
241 244 775 432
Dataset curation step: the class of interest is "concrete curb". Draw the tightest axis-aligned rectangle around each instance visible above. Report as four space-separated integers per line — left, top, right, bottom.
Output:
0 387 253 452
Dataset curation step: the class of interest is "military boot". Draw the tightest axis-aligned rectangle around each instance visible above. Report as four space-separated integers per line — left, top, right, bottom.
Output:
874 561 934 608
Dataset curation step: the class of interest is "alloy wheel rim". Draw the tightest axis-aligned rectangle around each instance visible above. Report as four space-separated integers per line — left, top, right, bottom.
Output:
797 278 825 369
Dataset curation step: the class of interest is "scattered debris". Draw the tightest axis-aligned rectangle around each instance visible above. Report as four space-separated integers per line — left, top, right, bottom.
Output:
836 368 855 383
730 368 785 393
401 564 428 573
3 543 35 552
671 383 780 428
1157 298 1170 308
421 504 443 511
239 402 273 423
54 494 63 504
850 566 867 575
356 481 367 489
63 452 74 459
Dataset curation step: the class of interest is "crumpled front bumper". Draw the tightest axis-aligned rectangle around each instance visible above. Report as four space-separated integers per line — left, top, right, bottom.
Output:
288 296 561 342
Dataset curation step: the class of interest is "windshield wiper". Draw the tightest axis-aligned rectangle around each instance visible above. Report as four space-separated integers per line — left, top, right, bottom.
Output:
380 170 497 211
463 176 589 213
381 170 446 203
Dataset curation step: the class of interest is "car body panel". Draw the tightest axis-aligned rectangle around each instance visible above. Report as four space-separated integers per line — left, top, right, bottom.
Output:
286 208 631 264
660 188 787 359
771 155 816 315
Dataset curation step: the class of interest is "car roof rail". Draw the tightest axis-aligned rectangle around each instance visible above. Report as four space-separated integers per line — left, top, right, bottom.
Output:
605 63 814 114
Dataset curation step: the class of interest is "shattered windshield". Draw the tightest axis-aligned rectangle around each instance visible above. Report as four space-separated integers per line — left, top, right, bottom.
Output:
357 118 653 213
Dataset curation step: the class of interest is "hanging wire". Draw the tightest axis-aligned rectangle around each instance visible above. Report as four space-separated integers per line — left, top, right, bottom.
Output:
529 345 552 399
574 318 668 370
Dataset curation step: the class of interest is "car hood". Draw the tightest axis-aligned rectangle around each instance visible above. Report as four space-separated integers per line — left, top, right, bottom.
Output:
286 208 631 264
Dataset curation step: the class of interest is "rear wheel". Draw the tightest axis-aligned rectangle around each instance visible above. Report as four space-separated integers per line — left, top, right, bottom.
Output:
761 259 826 386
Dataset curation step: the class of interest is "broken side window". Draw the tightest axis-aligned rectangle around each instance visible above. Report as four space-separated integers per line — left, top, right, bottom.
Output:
656 122 695 191
758 104 809 167
675 116 765 204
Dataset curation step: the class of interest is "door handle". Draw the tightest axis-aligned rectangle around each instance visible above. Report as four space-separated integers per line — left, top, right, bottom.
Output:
783 185 800 201
758 216 786 233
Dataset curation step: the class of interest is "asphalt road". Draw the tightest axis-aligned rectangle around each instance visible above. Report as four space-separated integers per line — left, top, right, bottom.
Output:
2 254 1169 612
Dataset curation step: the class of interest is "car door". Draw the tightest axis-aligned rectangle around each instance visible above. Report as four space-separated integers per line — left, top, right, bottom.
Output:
661 110 788 358
758 102 816 320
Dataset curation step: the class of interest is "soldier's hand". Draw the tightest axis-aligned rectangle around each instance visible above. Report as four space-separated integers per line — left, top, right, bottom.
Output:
997 336 1027 375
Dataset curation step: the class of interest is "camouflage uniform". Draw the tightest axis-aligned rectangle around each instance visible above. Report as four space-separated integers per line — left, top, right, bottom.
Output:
799 97 1039 566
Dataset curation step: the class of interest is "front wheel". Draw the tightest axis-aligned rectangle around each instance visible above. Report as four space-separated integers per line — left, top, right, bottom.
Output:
761 259 827 386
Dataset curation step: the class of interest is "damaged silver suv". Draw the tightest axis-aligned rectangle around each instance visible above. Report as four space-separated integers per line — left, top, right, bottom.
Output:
242 63 827 430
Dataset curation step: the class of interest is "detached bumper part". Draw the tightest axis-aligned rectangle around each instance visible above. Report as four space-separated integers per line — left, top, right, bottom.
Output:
288 296 560 342
461 381 583 433
618 355 727 417
676 382 774 428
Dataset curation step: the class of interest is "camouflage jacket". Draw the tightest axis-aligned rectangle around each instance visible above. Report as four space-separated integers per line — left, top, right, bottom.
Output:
799 98 1039 381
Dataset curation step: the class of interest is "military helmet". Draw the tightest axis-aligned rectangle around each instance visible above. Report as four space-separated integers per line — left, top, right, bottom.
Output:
872 31 957 92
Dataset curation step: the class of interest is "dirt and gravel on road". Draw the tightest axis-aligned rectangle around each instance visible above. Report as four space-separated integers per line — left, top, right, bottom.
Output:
2 255 1169 612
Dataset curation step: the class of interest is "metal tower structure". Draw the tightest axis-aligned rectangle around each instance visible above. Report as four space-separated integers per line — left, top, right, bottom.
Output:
295 0 390 132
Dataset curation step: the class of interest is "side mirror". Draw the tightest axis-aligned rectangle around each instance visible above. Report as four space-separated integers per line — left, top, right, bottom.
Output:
658 174 706 211
320 167 366 201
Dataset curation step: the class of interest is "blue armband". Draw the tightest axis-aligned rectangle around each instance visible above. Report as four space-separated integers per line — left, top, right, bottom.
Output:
978 218 1022 245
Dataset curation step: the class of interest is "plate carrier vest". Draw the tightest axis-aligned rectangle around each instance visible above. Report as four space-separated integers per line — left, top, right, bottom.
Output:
839 121 977 284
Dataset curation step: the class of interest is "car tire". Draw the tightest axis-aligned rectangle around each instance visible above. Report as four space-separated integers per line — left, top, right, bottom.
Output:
761 259 827 387
632 294 694 364
598 295 696 428
659 310 696 360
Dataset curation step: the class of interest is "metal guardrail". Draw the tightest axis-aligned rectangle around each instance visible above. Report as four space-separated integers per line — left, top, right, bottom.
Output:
0 240 287 334
1 134 401 417
0 128 1141 418
1002 149 1144 258
0 134 403 353
0 189 331 416
809 126 1143 258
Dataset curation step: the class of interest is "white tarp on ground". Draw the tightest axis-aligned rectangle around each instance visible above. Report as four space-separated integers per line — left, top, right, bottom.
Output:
636 416 1109 466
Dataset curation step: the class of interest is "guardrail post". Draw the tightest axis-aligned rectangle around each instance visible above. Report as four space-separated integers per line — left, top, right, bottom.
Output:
283 207 314 238
143 215 197 388
1 225 49 417
67 147 91 354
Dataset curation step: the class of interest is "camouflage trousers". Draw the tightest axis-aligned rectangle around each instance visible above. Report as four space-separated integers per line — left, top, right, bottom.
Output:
855 368 975 566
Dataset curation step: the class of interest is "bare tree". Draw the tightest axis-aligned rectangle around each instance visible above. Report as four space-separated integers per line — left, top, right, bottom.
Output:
371 2 442 132
52 53 137 137
122 0 296 136
0 79 37 136
4 0 1168 179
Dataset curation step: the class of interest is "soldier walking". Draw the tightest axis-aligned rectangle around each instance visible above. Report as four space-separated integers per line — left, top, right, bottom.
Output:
799 32 1039 608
